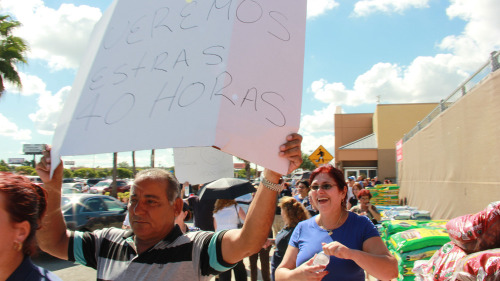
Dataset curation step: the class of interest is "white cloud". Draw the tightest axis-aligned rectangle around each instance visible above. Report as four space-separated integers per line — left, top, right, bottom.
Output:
0 113 32 140
2 0 102 70
300 103 338 134
5 72 51 96
441 0 500 67
353 0 429 17
308 0 339 19
311 57 468 106
29 86 71 135
311 0 500 108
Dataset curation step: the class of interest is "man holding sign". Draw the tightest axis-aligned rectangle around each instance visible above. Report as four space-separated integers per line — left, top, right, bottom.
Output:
35 134 302 281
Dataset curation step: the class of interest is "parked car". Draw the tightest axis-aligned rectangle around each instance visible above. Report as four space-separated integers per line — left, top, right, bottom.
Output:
62 182 85 192
62 187 81 194
25 176 43 187
86 178 105 187
61 194 127 231
103 180 132 194
90 180 130 194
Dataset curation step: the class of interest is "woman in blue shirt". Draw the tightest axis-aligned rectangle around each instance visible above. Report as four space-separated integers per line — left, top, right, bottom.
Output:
275 165 398 281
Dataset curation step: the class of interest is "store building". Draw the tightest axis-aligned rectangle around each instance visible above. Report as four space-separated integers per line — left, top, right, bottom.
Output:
334 103 437 181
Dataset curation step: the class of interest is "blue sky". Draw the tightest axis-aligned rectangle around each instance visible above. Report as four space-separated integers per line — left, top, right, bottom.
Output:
1 0 499 168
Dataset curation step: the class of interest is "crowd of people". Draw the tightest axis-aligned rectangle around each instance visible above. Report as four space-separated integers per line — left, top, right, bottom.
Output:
178 167 399 281
0 133 399 281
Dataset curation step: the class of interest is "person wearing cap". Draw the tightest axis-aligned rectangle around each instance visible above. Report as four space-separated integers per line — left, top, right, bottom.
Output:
346 176 356 204
35 134 303 281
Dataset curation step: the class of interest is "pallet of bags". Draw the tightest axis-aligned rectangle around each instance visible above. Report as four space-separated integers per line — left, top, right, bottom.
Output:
391 246 443 281
413 242 500 280
411 210 432 220
380 219 448 246
413 201 500 280
381 220 420 242
389 227 451 280
446 201 500 253
450 248 500 280
367 184 400 206
383 206 418 220
376 205 400 222
413 242 467 280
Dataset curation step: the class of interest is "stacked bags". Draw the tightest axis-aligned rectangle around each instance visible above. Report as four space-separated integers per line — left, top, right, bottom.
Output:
380 206 433 221
390 227 451 280
413 201 500 280
367 184 400 206
378 220 450 280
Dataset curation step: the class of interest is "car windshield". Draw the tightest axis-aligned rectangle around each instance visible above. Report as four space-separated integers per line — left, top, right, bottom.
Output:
94 181 111 187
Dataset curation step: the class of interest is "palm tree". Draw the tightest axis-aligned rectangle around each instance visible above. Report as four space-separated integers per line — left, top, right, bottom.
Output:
131 151 137 177
111 152 118 198
0 15 28 97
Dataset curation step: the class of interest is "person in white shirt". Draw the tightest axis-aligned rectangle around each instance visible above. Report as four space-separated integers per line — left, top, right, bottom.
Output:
213 199 247 281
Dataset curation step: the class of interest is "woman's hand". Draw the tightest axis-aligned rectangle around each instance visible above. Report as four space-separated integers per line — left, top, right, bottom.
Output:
322 242 352 260
292 255 329 281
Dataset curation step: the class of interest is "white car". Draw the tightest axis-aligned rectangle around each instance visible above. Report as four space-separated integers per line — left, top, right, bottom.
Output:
89 180 112 194
62 182 85 192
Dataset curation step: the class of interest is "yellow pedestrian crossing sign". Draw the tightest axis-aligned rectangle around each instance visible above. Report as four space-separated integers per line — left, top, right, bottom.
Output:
308 145 333 167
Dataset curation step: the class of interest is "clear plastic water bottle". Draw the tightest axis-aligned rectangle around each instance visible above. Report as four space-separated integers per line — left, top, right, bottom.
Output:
312 251 329 271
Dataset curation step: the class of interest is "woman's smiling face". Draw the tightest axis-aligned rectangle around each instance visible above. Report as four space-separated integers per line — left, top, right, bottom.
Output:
311 172 346 213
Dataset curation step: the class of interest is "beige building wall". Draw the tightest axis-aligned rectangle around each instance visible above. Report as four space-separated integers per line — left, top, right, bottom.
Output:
377 149 396 180
398 70 500 219
335 104 436 180
373 104 437 180
334 113 373 165
374 104 438 149
336 149 378 161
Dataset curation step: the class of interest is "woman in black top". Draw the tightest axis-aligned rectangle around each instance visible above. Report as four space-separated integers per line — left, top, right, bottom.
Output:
270 196 310 281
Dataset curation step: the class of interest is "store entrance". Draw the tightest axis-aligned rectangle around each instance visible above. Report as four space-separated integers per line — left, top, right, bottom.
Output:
344 168 377 180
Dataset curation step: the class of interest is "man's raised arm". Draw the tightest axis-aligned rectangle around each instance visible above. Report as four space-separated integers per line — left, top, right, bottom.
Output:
220 133 303 264
35 146 70 260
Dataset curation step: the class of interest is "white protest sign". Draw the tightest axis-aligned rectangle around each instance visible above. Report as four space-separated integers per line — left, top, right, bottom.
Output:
173 146 233 185
51 0 306 176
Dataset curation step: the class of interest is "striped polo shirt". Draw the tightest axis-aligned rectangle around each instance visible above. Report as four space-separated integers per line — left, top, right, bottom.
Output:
68 225 234 281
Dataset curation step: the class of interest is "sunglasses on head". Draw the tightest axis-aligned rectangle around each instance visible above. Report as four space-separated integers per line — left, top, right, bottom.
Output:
310 184 335 191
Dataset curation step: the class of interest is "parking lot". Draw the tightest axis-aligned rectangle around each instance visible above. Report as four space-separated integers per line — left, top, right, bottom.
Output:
33 252 96 281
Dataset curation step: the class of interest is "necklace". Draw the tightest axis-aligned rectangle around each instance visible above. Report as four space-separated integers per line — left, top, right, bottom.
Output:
319 210 345 235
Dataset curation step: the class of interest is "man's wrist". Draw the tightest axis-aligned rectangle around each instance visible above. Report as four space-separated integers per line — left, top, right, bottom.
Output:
263 169 281 183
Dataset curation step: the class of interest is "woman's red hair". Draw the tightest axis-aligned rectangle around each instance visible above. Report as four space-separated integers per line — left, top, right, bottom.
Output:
0 172 48 256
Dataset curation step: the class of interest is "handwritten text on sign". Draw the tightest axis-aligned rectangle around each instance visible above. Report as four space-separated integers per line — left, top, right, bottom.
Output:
75 0 293 131
52 0 306 175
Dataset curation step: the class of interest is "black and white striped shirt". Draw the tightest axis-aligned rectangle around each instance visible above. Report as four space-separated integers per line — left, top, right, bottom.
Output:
68 225 234 281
